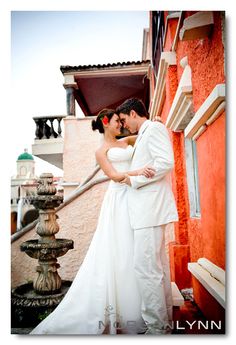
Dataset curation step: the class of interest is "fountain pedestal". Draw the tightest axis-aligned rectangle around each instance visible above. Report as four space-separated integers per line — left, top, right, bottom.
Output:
11 173 74 329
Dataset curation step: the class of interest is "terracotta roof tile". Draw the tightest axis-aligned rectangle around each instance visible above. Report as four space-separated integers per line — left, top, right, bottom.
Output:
60 60 150 73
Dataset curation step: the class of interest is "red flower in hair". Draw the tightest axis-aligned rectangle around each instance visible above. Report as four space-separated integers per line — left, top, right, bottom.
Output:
102 116 109 125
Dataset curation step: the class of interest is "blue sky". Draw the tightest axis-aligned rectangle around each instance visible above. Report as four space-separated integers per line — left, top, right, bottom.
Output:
10 11 149 176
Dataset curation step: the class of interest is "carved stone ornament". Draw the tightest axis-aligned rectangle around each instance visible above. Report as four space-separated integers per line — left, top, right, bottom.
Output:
19 173 74 295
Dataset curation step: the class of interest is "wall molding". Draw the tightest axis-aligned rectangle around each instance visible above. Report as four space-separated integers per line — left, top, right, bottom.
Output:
188 258 225 308
166 56 195 131
150 51 176 120
179 11 214 41
171 282 184 307
162 12 181 49
184 84 225 140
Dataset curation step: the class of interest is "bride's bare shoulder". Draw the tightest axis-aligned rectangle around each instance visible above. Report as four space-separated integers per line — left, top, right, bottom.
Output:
119 135 137 146
95 144 109 159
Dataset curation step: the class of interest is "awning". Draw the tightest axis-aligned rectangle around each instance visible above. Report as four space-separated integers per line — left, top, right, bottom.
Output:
60 60 150 116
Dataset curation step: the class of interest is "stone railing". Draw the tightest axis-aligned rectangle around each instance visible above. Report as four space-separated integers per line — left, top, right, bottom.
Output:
11 166 109 243
33 115 66 140
11 196 34 206
11 198 20 205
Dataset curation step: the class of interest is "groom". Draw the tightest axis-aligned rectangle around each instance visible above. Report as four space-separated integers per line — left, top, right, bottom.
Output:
116 98 178 334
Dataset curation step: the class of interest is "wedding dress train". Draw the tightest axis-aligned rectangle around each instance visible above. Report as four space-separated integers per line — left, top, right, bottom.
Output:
30 145 144 335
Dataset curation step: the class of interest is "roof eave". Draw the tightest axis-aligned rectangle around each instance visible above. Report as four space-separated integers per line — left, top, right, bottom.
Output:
60 60 150 74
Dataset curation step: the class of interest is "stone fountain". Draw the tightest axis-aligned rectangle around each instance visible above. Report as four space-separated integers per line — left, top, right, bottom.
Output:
11 173 74 329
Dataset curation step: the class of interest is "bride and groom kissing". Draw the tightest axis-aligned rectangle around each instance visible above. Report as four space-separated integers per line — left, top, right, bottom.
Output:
30 98 178 335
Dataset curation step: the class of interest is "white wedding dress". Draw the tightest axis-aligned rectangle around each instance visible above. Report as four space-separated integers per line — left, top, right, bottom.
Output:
30 145 144 335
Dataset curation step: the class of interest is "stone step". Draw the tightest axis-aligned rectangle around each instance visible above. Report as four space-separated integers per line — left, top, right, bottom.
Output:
172 282 185 307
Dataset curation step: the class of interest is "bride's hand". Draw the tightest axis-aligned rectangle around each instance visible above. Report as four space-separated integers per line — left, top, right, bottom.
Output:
138 166 156 178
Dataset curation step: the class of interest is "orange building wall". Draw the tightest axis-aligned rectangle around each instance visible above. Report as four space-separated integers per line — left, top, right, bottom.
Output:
176 11 225 270
158 12 225 292
164 17 178 52
160 62 192 289
192 276 225 329
176 12 225 111
194 113 226 268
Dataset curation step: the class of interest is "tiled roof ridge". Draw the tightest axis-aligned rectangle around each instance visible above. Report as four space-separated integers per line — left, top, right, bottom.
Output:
60 60 150 73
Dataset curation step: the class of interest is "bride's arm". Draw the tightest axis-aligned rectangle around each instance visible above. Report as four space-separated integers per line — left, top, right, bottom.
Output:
95 149 155 183
95 149 125 182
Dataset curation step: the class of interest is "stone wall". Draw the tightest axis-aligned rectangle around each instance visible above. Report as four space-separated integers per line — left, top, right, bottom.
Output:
63 116 102 189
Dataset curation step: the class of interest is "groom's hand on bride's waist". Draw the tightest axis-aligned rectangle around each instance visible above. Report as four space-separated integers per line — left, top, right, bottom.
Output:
120 166 156 186
120 174 131 186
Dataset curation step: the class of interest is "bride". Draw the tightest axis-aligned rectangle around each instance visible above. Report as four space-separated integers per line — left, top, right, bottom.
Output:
30 109 155 335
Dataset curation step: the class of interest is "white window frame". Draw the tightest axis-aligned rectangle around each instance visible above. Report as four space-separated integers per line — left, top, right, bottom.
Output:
185 138 201 218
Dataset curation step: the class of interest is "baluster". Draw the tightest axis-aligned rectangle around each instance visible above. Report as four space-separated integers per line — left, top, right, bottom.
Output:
57 118 62 137
34 119 40 139
42 119 48 139
46 121 52 139
49 118 57 138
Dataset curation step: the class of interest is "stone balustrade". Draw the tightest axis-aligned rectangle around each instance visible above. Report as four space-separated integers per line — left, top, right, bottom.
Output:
33 115 66 140
11 196 34 206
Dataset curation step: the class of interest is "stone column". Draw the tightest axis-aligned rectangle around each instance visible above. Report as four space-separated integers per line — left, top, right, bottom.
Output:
65 86 76 116
63 75 78 116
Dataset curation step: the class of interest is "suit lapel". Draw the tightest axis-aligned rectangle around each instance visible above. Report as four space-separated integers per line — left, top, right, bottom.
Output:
131 122 150 159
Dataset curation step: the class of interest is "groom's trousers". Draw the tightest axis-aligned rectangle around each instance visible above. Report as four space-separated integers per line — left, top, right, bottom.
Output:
133 225 173 334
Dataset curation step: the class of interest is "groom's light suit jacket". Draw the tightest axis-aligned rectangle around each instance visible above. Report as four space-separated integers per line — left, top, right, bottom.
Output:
128 120 178 230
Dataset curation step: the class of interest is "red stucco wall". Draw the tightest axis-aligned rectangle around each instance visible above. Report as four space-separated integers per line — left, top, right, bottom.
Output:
164 17 178 52
159 12 225 293
176 12 225 269
161 63 192 289
187 113 225 274
176 12 225 111
192 276 225 328
195 113 226 268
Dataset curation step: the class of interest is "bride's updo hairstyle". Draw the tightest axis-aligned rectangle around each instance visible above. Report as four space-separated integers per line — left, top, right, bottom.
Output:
91 109 116 134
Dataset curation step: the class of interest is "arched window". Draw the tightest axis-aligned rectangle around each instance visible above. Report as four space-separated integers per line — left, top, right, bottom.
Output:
20 166 27 176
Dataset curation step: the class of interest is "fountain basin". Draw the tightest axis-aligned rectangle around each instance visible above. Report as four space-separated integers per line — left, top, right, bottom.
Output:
11 281 72 328
20 239 74 260
29 194 63 209
11 172 75 330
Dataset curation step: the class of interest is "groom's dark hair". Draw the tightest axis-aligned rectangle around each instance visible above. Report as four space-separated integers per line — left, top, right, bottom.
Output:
116 98 149 118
